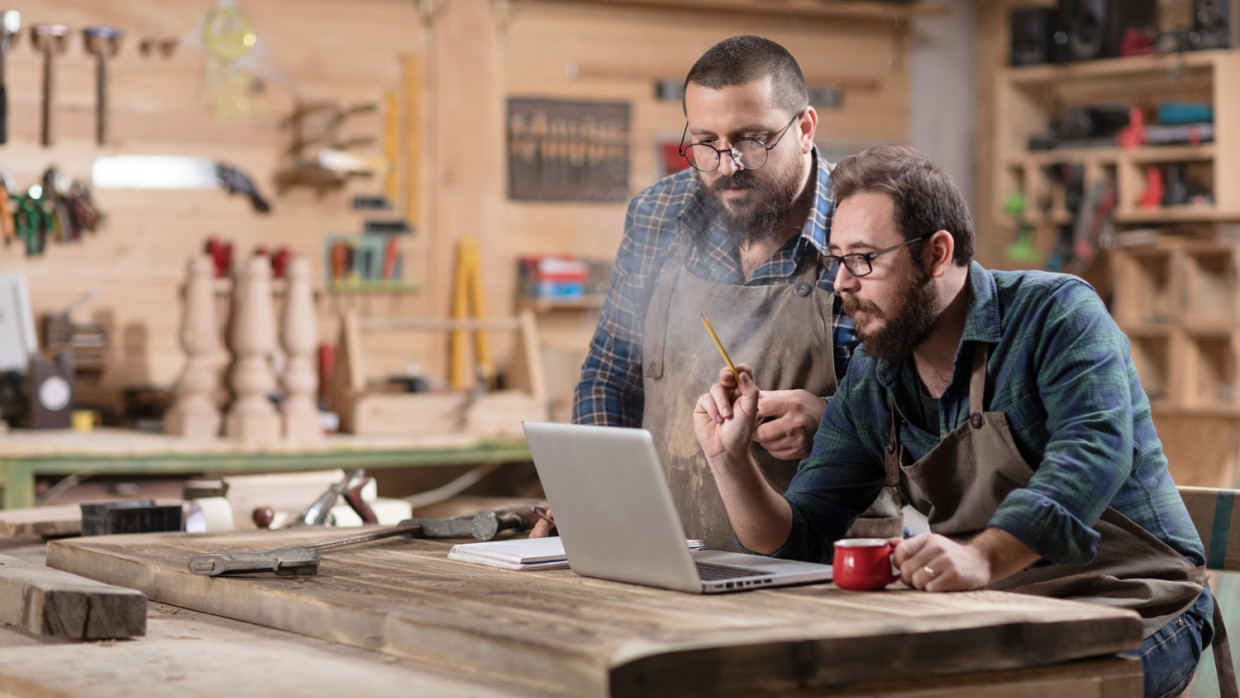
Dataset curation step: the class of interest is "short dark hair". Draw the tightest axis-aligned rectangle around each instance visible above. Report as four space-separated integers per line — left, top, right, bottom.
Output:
829 144 975 266
684 35 808 118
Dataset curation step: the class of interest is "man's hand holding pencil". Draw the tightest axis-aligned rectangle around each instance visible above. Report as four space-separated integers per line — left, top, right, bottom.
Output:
700 315 825 461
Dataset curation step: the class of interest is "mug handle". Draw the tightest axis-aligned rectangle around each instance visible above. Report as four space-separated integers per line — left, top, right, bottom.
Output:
885 542 901 585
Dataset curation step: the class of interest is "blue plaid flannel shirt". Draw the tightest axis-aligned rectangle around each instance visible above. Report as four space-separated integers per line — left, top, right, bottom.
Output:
574 148 856 427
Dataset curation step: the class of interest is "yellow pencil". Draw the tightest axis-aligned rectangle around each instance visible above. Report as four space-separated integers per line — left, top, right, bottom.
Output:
700 314 740 382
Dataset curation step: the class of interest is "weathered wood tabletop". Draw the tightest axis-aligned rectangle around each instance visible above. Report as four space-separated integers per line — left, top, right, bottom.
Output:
47 528 1145 698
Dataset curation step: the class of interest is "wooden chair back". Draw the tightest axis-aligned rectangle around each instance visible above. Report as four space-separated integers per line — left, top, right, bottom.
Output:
1179 486 1240 572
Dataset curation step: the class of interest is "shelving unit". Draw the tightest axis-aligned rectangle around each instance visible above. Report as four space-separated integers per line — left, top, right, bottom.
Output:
994 50 1240 232
1110 241 1240 416
993 48 1240 490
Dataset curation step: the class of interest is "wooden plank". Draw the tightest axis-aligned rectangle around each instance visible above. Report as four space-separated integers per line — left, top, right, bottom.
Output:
47 530 1143 697
0 553 146 639
0 600 549 697
0 505 84 540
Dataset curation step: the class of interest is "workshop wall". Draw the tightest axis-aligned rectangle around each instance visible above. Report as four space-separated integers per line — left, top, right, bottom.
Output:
0 0 914 422
0 0 429 413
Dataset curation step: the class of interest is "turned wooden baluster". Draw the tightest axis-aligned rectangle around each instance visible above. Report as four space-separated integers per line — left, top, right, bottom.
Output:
280 255 322 441
224 254 281 445
166 255 222 438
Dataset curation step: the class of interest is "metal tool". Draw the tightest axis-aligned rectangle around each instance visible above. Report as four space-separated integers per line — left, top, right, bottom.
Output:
30 23 68 147
91 155 271 212
295 468 371 526
0 11 19 144
188 507 540 576
82 26 122 146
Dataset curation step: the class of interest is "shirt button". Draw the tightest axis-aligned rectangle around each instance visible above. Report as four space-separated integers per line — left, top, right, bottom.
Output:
969 412 983 429
794 281 811 297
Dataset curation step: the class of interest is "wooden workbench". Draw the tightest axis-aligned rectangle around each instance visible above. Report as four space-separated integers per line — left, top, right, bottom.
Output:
0 428 531 509
44 528 1146 697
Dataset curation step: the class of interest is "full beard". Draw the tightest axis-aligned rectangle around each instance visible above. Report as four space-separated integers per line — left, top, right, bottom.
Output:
843 267 938 361
702 157 804 247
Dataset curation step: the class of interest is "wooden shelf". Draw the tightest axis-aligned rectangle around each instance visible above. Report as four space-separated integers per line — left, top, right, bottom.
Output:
1006 144 1215 168
518 294 606 313
1003 50 1228 86
525 0 950 21
1115 206 1234 224
327 281 424 294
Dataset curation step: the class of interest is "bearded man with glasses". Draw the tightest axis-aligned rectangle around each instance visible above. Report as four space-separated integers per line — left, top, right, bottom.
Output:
533 35 903 554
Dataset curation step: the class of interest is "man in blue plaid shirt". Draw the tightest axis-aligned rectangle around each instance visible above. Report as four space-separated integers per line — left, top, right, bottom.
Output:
532 35 879 552
695 144 1225 698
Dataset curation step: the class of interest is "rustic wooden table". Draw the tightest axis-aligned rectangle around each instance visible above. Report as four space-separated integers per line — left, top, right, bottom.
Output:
40 528 1147 697
0 428 531 509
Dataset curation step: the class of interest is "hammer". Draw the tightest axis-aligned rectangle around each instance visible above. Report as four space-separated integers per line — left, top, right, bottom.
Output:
0 11 18 144
82 26 121 146
30 23 68 147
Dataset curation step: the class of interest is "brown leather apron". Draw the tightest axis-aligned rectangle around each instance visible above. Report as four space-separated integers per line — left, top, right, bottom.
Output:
886 343 1236 694
642 234 903 553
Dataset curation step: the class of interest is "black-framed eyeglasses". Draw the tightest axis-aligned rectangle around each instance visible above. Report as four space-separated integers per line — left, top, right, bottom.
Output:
822 233 934 278
677 112 801 173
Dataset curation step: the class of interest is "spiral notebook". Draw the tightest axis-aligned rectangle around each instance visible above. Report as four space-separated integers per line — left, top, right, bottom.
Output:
447 536 572 571
449 536 706 571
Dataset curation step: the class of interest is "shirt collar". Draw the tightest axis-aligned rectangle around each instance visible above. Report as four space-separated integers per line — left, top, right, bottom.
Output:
874 261 995 388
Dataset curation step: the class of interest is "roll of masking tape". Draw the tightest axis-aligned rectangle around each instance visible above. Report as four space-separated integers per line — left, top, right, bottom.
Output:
185 497 235 533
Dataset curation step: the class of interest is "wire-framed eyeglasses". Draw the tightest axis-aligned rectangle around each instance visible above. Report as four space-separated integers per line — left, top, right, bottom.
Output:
822 233 934 278
677 112 801 173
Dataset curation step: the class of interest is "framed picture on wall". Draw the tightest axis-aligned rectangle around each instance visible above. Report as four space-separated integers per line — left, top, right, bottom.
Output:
507 98 630 203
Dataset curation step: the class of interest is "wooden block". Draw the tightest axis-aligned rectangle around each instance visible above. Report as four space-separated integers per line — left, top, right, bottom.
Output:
0 553 146 639
465 390 545 439
0 505 84 540
350 392 468 436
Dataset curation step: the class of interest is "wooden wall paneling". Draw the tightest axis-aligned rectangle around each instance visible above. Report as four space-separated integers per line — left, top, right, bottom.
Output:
0 0 428 415
1 0 918 421
497 1 913 406
424 0 504 383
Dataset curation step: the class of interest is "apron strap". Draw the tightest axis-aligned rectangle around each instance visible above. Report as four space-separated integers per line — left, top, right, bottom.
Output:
883 399 902 487
967 343 990 421
642 233 693 380
1212 599 1238 698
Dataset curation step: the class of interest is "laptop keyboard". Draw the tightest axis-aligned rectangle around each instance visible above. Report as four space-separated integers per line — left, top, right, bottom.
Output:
695 561 771 581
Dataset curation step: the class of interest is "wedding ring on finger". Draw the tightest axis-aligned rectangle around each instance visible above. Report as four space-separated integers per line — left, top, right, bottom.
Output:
922 565 936 579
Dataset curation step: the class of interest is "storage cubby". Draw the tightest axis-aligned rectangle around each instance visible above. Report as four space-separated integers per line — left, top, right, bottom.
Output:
1126 328 1177 406
1183 330 1240 411
1111 242 1240 416
1109 246 1178 327
1183 243 1239 328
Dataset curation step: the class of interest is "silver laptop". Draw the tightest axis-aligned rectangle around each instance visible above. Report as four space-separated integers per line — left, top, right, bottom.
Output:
522 422 833 594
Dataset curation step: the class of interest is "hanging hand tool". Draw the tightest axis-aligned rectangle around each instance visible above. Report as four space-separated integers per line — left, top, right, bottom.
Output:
0 11 19 145
82 26 122 146
30 23 68 147
91 155 271 213
188 507 542 576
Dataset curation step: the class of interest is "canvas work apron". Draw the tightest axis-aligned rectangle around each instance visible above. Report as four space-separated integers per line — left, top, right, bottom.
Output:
642 236 902 554
886 344 1235 695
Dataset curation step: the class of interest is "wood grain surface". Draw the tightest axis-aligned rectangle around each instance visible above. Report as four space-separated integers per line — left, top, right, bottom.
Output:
0 553 146 639
47 529 1144 697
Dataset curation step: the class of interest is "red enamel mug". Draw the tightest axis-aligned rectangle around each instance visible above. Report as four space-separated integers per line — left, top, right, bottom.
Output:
832 538 900 591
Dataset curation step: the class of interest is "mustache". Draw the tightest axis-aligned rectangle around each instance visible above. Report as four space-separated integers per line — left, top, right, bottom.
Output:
709 171 761 193
842 295 881 317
